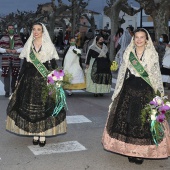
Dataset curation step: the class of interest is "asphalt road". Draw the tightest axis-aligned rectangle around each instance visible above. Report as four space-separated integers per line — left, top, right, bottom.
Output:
0 55 170 170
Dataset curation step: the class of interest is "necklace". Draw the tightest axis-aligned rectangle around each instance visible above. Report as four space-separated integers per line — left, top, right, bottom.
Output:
135 49 145 61
33 41 42 53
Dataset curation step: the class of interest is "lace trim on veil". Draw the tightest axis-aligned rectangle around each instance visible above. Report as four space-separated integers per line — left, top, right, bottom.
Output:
19 23 59 63
109 28 164 111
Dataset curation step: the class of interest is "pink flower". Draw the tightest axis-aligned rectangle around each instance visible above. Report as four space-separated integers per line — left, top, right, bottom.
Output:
159 105 170 114
156 114 165 122
59 69 64 77
150 101 157 106
150 96 163 106
47 76 54 84
53 70 60 79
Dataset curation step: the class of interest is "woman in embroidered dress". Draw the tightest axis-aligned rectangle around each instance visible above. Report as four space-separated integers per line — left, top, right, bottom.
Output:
62 37 86 96
85 35 112 97
102 28 170 164
6 23 67 147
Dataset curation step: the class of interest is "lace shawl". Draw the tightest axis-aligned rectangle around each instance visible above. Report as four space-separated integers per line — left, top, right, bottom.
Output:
85 36 108 63
109 29 164 111
19 23 59 63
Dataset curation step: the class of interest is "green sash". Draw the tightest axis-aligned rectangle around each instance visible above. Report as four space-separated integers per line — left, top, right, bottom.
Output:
29 48 67 117
29 49 49 77
9 37 14 49
129 52 152 88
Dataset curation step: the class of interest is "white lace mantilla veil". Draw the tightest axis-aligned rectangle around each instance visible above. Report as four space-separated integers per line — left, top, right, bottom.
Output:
115 29 132 65
109 28 164 111
19 23 59 63
85 36 108 63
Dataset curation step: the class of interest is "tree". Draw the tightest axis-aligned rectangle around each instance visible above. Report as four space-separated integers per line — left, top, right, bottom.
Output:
81 11 96 35
36 0 69 39
68 0 89 36
104 0 141 61
136 0 170 41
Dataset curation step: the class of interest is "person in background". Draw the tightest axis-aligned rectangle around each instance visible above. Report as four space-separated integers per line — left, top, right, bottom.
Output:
161 36 170 89
154 34 169 68
20 28 30 45
83 29 94 54
62 37 86 96
126 25 134 37
55 30 64 52
100 29 109 46
75 30 81 48
102 28 170 164
64 31 70 46
6 23 67 147
85 35 112 97
113 28 124 54
115 29 132 67
0 24 23 97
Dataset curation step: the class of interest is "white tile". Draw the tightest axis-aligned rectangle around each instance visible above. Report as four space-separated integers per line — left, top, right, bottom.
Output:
66 115 92 124
28 141 87 156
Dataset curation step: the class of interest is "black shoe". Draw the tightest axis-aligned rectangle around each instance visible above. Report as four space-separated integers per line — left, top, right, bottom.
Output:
5 92 10 97
99 93 104 97
39 140 46 147
128 157 135 163
68 92 73 96
94 94 98 97
134 158 144 165
32 139 39 145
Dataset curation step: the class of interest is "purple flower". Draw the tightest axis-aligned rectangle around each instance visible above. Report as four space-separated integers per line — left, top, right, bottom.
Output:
150 96 163 107
158 105 170 114
53 70 60 79
49 91 53 95
59 69 64 77
150 101 157 106
156 114 165 123
47 76 54 84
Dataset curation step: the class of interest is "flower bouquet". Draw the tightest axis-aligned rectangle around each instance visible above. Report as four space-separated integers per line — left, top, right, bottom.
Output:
110 61 118 71
42 68 72 116
73 48 81 57
141 95 170 145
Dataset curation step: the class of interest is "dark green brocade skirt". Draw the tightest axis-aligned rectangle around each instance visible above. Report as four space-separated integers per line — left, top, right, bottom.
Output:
6 66 67 136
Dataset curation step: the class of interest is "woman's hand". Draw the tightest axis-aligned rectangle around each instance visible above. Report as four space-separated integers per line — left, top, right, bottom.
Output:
86 65 89 69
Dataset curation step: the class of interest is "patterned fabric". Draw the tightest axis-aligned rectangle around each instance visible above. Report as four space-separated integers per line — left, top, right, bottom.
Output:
86 49 112 87
102 29 169 159
0 34 23 77
6 59 66 135
106 72 155 145
86 58 111 93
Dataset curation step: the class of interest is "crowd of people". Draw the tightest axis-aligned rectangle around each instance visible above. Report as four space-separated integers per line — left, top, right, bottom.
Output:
0 23 170 165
